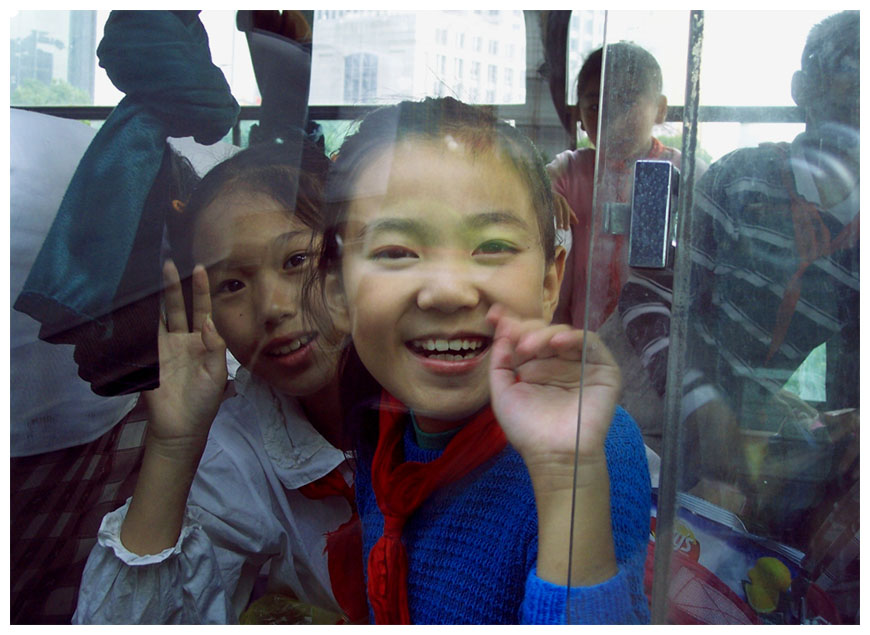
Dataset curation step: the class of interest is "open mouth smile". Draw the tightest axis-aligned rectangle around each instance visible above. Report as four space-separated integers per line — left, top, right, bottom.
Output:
265 333 317 357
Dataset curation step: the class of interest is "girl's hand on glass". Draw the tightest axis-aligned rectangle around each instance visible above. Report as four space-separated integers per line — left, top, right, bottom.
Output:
143 260 228 457
487 303 620 474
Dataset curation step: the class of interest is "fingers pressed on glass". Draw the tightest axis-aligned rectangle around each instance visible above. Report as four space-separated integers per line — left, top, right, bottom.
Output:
161 259 188 332
189 264 212 333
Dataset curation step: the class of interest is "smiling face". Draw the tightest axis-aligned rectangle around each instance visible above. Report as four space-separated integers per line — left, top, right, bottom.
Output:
331 138 564 430
193 188 341 397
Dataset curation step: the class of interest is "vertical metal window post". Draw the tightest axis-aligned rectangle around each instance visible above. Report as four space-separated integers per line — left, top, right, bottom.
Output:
649 9 704 625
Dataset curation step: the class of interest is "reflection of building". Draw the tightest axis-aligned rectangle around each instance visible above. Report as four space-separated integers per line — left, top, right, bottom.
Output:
310 10 526 105
10 10 97 101
67 12 98 98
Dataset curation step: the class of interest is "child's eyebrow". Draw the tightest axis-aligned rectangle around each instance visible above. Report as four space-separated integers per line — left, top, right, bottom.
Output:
209 231 311 270
463 211 531 231
355 211 529 243
357 217 427 241
271 229 312 249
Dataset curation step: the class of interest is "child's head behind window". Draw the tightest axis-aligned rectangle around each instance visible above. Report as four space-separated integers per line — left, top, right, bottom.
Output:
315 97 566 427
793 10 859 131
575 42 667 161
169 140 342 400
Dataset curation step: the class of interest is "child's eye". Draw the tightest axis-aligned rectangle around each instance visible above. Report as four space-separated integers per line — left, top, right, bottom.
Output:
370 245 419 260
284 252 310 270
215 279 245 295
473 240 519 257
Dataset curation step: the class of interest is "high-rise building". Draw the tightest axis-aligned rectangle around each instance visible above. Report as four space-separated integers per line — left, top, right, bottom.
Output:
310 10 526 106
10 10 97 104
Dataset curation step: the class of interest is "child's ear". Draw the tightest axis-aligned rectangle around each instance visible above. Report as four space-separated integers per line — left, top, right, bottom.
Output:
542 245 567 321
324 272 352 334
573 105 583 133
655 95 668 125
791 70 808 108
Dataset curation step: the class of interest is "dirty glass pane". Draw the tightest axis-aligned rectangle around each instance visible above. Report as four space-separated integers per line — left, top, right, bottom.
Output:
568 8 858 625
10 7 857 627
667 10 858 624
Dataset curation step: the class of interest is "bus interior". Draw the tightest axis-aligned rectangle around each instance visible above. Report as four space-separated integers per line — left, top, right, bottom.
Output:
9 9 859 625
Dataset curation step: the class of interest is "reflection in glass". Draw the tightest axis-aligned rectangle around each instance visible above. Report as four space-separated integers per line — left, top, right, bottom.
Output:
310 10 526 105
607 9 858 625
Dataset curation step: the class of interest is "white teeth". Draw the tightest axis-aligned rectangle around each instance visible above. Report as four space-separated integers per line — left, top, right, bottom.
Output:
412 338 486 355
269 334 313 356
427 352 477 361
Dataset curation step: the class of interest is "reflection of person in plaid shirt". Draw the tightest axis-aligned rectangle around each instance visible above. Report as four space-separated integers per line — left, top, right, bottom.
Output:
9 108 148 625
10 407 148 624
616 10 859 622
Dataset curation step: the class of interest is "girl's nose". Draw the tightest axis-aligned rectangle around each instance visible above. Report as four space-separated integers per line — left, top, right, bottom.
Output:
258 275 298 326
416 260 480 313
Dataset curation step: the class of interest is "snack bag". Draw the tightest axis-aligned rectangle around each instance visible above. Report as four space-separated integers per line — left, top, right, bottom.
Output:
645 490 842 624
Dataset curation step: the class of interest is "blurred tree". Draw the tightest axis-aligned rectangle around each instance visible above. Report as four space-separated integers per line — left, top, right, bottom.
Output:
658 132 712 165
12 78 90 107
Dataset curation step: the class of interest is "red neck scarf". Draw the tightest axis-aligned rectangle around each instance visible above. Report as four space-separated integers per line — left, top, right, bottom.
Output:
298 463 368 623
366 392 508 624
766 145 859 362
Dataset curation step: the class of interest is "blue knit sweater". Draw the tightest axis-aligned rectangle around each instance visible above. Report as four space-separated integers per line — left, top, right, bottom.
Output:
355 406 651 624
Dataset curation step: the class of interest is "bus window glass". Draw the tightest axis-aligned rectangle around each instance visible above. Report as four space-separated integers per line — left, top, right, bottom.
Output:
10 10 258 109
586 9 858 625
309 10 526 105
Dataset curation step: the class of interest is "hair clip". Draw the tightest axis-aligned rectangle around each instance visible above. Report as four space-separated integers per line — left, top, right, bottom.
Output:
171 199 186 213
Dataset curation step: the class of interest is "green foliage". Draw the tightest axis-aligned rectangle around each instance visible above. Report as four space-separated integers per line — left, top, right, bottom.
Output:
657 133 713 166
576 135 594 149
317 119 361 158
11 78 90 107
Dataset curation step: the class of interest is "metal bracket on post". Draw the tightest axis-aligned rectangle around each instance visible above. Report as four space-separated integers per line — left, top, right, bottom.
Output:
628 159 679 269
601 159 679 270
602 202 631 236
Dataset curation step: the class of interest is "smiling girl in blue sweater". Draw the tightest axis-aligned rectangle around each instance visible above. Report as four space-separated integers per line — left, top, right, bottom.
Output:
311 97 651 624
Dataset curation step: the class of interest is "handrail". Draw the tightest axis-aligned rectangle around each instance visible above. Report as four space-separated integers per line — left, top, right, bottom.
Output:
14 104 803 124
12 102 804 150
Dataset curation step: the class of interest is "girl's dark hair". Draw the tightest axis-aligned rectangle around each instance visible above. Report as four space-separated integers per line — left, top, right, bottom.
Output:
168 138 332 278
